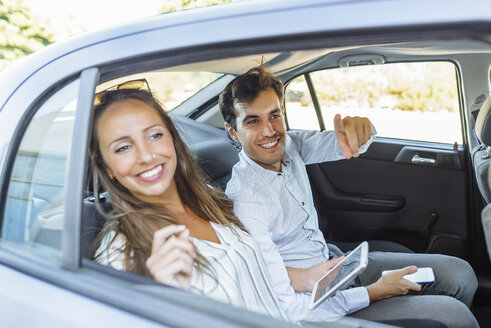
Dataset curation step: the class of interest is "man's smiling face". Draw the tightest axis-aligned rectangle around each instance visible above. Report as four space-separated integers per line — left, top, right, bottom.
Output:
227 88 287 172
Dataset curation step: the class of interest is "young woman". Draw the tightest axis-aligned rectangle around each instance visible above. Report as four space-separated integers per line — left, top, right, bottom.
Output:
90 88 286 320
89 88 449 328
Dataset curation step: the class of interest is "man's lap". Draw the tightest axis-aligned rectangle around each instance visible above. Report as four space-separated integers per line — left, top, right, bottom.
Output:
349 295 478 328
355 251 477 308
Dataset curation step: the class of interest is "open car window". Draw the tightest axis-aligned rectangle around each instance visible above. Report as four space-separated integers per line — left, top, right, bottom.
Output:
96 71 223 112
285 61 463 145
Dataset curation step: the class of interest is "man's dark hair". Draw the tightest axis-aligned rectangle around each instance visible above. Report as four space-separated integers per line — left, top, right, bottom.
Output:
218 65 284 130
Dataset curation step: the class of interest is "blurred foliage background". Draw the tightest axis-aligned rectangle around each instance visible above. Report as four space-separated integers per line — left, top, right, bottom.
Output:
308 62 458 113
160 0 237 11
0 0 236 71
0 0 54 71
0 0 459 124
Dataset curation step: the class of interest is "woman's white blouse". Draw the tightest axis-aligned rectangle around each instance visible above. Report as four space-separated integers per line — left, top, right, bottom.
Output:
96 222 286 321
191 222 286 320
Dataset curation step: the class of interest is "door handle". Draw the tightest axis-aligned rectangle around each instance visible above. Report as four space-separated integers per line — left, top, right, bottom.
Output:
394 146 461 169
411 154 435 165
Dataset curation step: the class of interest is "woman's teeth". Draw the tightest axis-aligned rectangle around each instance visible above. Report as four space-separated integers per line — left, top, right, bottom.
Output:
139 165 162 178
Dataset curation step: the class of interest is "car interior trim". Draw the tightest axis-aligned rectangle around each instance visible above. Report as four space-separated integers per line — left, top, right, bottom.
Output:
62 67 100 271
0 242 290 328
304 73 326 131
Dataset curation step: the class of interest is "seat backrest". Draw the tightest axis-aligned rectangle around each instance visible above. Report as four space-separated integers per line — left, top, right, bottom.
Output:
482 159 491 263
482 201 491 263
81 192 111 259
193 140 239 191
473 96 491 203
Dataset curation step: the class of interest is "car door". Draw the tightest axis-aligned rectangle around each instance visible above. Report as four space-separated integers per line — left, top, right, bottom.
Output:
0 6 320 325
0 74 169 327
0 59 297 328
283 60 475 260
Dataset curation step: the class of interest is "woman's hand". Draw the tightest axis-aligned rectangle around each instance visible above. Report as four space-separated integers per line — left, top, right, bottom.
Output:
287 256 345 292
366 266 422 303
146 225 196 290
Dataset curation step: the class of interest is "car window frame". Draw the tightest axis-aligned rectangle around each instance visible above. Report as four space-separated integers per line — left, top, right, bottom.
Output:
63 68 99 270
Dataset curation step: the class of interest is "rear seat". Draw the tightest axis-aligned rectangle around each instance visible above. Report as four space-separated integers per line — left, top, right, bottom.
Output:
473 96 491 204
82 119 410 258
193 140 239 191
81 192 112 258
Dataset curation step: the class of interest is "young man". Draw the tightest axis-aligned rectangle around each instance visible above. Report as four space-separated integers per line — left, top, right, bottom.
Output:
219 65 478 327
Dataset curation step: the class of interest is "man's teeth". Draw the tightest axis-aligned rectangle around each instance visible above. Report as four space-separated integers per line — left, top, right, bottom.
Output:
139 165 162 178
261 139 278 149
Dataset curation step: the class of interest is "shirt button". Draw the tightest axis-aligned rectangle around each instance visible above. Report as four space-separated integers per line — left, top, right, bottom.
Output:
302 202 305 206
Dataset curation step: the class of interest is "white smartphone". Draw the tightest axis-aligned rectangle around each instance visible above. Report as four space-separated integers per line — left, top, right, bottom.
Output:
382 267 435 284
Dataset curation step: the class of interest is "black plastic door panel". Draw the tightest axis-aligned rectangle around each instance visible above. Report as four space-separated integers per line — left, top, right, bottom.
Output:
308 138 470 259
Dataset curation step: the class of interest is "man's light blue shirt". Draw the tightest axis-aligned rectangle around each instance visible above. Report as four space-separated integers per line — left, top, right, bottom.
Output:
226 129 374 323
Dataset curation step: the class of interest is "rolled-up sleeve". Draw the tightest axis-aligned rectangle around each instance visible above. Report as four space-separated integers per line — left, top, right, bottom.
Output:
288 126 376 165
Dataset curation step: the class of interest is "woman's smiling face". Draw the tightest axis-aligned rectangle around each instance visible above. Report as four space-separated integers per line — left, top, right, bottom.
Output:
96 98 177 203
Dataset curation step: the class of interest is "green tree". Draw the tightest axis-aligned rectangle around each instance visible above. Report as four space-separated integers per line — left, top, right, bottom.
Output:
0 0 54 71
161 0 238 12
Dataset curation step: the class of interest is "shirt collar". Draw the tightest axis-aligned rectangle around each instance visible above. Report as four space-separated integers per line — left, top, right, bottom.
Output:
239 149 292 182
282 152 292 174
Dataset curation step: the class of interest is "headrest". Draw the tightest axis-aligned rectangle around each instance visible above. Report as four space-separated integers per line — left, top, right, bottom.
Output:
475 96 491 145
193 140 239 189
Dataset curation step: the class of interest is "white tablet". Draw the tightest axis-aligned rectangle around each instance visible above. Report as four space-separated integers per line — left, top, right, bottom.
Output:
309 241 369 310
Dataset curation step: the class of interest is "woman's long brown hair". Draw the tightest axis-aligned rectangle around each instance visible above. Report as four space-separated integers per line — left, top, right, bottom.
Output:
89 89 243 277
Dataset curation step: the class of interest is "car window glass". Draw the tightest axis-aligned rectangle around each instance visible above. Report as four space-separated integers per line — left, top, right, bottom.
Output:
285 74 320 130
285 62 463 144
2 80 79 259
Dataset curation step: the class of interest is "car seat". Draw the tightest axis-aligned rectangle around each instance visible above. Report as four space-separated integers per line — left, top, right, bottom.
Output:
193 140 239 191
81 192 112 259
473 95 491 204
81 118 411 257
482 155 491 262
